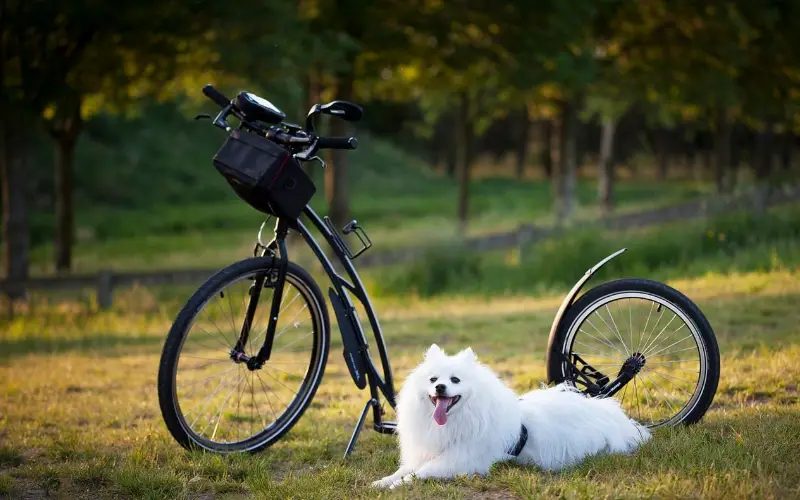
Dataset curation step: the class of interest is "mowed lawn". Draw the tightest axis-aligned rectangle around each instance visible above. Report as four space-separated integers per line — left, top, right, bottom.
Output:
2 268 800 499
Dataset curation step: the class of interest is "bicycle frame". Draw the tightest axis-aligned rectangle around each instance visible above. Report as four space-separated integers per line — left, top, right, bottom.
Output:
236 205 397 457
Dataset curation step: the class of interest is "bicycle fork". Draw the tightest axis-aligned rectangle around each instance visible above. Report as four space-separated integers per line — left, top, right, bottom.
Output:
231 220 290 370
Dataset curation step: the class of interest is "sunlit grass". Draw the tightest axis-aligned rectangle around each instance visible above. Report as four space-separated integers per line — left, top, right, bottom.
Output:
2 269 800 498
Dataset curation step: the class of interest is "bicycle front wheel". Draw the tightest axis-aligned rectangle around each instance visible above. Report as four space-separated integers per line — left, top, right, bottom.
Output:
158 257 330 453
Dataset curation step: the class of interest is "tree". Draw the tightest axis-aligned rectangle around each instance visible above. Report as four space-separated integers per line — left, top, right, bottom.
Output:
3 0 301 278
501 0 620 225
358 1 514 233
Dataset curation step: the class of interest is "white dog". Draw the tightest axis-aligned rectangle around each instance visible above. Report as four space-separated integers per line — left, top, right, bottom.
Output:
372 344 651 489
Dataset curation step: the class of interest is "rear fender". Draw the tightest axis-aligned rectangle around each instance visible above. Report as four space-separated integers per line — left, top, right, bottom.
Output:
544 248 627 383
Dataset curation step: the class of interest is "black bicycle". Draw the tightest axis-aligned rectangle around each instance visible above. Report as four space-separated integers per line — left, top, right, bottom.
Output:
157 85 721 457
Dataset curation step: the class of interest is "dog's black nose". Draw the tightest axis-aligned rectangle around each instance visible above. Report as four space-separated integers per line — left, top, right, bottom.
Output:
435 384 446 394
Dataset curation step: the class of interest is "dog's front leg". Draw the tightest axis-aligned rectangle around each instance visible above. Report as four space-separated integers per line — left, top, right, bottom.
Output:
371 465 413 489
389 455 491 489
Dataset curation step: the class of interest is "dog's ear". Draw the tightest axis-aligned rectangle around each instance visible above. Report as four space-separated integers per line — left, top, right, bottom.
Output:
456 347 477 362
424 343 445 360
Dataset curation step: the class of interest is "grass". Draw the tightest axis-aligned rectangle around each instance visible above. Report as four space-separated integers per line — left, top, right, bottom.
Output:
2 267 800 499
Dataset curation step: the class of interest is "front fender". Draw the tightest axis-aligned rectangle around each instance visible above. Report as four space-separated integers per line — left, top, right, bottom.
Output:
544 248 627 383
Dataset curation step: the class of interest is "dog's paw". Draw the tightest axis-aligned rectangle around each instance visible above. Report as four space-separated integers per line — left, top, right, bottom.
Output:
371 477 395 489
388 474 415 490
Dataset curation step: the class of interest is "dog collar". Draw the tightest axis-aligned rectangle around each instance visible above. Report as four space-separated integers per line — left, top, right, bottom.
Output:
508 424 528 457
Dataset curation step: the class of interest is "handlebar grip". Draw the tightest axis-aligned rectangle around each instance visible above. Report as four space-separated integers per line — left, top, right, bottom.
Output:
317 136 358 150
202 84 231 108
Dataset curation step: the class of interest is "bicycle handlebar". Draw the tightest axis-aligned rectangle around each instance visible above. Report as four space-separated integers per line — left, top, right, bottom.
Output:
200 84 358 159
202 84 231 108
317 136 358 150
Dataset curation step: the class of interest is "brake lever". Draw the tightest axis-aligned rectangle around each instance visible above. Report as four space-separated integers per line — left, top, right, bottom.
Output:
293 137 320 162
194 113 213 121
308 156 326 168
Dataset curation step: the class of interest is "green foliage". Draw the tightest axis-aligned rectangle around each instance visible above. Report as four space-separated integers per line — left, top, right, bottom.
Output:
372 205 800 298
373 243 483 297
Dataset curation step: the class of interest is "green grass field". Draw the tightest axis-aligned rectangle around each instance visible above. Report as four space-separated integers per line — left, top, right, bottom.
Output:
2 266 800 499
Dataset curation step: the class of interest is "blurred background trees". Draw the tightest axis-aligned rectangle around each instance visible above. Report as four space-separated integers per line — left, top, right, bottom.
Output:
2 0 800 298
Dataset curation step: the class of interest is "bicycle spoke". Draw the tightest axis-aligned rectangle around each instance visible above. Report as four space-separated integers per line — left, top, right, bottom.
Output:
178 365 237 391
273 331 314 353
628 299 634 354
204 370 245 439
640 312 679 356
636 300 656 353
572 351 627 361
573 340 623 360
645 333 695 359
194 322 235 351
601 304 630 354
578 328 627 357
641 371 679 417
647 368 697 387
638 374 655 422
585 317 626 356
254 369 279 422
255 369 290 415
649 344 698 358
638 306 665 356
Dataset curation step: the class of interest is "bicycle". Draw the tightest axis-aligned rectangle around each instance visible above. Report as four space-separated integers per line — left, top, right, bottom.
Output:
157 85 721 458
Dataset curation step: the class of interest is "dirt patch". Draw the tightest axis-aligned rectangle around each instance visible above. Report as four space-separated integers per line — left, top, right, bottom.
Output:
465 488 524 500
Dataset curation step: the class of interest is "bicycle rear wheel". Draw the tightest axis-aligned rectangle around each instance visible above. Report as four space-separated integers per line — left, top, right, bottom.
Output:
158 257 330 453
549 278 720 428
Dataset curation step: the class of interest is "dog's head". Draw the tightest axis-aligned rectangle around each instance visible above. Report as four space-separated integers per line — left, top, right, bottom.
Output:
406 343 481 426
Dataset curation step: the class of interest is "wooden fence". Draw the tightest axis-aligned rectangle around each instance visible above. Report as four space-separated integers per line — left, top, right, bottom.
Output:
3 182 800 309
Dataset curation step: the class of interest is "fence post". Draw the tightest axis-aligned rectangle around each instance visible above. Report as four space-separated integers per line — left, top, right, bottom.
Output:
97 270 113 310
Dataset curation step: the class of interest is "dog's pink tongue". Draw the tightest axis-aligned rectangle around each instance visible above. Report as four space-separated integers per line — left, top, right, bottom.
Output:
433 397 450 426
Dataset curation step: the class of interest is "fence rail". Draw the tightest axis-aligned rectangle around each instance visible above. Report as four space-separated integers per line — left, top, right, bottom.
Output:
3 182 800 309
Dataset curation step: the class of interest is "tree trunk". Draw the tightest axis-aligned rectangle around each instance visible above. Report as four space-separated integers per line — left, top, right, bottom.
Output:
541 120 553 178
781 130 793 171
1 122 30 301
515 106 530 180
730 123 741 190
753 119 775 214
48 98 83 274
714 108 731 194
325 71 354 229
575 120 586 175
443 109 457 178
456 91 472 234
555 99 578 225
702 139 713 176
754 119 775 181
684 126 696 171
656 128 670 180
54 137 76 273
598 117 616 216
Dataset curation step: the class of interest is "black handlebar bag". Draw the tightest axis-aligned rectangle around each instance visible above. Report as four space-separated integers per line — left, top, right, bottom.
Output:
212 130 316 220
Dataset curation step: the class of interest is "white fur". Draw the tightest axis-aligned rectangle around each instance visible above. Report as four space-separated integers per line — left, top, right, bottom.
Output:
372 344 651 489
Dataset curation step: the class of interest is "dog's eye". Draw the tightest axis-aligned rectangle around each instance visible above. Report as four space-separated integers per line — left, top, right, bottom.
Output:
450 376 460 384
429 377 438 383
